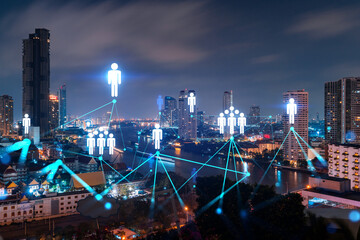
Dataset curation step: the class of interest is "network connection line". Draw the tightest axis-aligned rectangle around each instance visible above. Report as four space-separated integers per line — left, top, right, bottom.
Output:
159 153 247 175
100 157 130 183
149 151 160 219
251 129 292 199
4 138 31 164
158 156 185 208
114 104 126 150
292 129 327 166
291 129 316 172
219 140 233 208
197 175 248 216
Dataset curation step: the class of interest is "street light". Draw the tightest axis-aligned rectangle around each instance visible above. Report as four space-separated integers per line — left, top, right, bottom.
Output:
184 206 189 222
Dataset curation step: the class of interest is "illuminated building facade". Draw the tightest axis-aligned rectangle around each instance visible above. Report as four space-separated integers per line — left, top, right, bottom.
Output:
328 143 360 190
161 96 177 127
22 28 50 136
178 90 197 140
59 84 67 127
0 95 14 136
248 105 260 125
282 90 309 165
49 94 59 132
325 78 360 144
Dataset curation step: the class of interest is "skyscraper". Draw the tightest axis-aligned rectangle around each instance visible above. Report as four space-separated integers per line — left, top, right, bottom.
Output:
161 96 177 127
0 95 14 136
223 91 232 111
49 94 59 132
325 77 360 144
22 28 50 136
178 90 197 140
283 90 309 166
59 84 67 127
248 105 260 125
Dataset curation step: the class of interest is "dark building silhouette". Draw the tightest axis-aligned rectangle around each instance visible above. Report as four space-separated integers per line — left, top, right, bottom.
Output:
325 77 360 144
59 84 67 127
248 105 260 125
22 28 50 136
49 94 59 132
178 90 197 140
223 91 232 111
0 95 14 136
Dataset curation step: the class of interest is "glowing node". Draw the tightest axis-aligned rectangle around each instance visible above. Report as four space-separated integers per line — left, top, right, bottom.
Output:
230 136 234 141
349 210 360 222
275 182 280 187
240 209 247 219
177 136 180 139
112 99 117 103
193 185 196 188
105 202 112 210
111 63 118 70
220 193 224 199
55 159 63 165
95 194 103 201
246 172 250 177
290 127 294 131
269 115 272 118
150 169 153 172
159 112 161 115
215 208 222 215
123 148 126 151
191 115 193 118
151 198 155 203
98 156 103 161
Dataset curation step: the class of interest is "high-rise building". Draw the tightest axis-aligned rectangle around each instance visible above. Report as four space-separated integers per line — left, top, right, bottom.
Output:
197 111 205 138
248 105 260 125
223 91 232 111
282 90 309 166
22 28 50 136
59 84 67 127
161 96 177 127
0 95 14 136
325 78 360 144
178 90 197 140
49 94 59 132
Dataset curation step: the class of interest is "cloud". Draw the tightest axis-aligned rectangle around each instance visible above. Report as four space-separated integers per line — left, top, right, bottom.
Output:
251 54 280 64
0 1 210 76
287 7 360 38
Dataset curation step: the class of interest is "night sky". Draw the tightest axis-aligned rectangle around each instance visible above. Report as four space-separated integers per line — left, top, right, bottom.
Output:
1 0 360 120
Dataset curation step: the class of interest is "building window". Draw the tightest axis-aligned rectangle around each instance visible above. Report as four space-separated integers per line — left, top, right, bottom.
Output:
3 214 7 218
39 205 43 208
29 210 32 214
11 206 15 209
68 202 71 204
4 207 7 210
61 197 64 200
11 212 14 217
18 212 21 216
61 208 64 210
68 196 71 199
61 203 64 205
23 211 26 214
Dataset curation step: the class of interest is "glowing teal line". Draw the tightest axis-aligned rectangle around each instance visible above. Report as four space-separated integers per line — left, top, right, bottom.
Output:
232 142 239 182
56 100 113 130
115 104 126 149
100 158 130 183
61 162 97 195
100 154 154 196
291 130 309 161
159 153 246 175
159 157 185 207
220 140 233 204
149 152 159 218
292 130 327 166
160 113 178 136
158 140 231 208
62 150 99 159
197 175 248 215
251 129 291 199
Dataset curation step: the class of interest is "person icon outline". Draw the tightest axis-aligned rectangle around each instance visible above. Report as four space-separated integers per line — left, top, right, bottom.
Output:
108 63 121 97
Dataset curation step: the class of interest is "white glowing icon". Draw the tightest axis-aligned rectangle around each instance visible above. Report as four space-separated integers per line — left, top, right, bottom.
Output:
229 106 234 111
87 133 96 155
108 63 121 97
218 113 226 134
157 95 163 111
287 98 297 125
224 110 229 114
152 124 163 150
107 133 116 155
104 130 109 135
228 113 236 135
238 113 246 134
22 114 31 135
99 127 104 132
94 130 99 135
97 133 106 155
234 110 239 115
188 92 196 113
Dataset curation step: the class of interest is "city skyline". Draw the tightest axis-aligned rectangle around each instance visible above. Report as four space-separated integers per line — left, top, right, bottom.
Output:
2 1 360 119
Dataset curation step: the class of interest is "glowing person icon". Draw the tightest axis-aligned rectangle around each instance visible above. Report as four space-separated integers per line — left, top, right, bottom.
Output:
228 113 236 135
188 92 196 113
97 133 106 155
107 133 116 155
287 98 297 124
238 113 246 134
108 63 121 97
218 113 226 134
157 95 163 111
22 114 31 135
87 133 96 155
152 124 163 150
